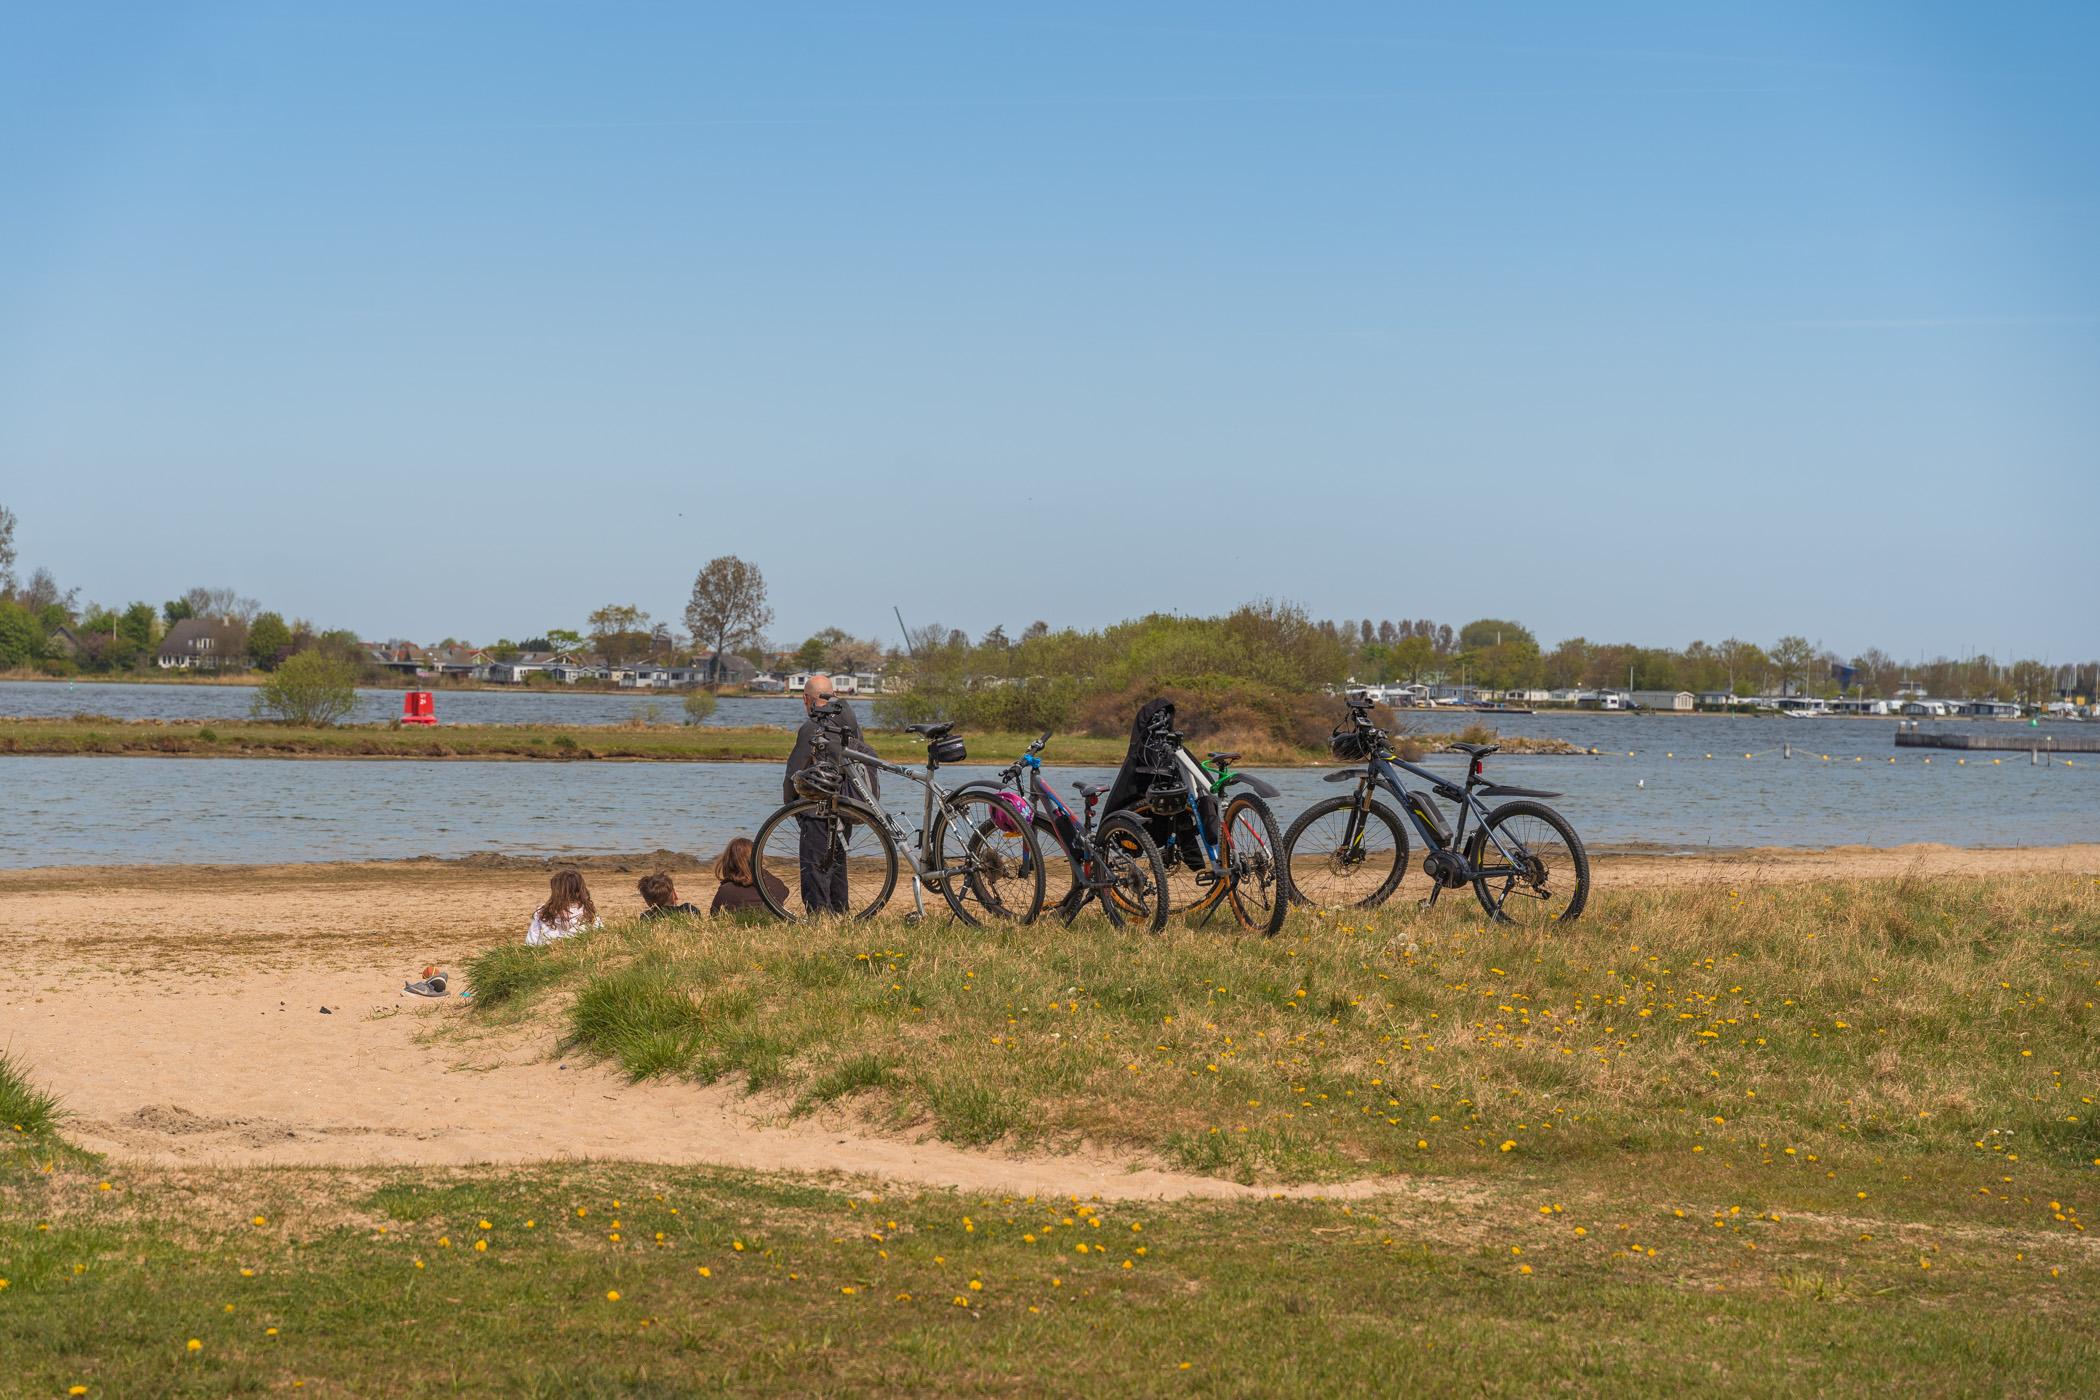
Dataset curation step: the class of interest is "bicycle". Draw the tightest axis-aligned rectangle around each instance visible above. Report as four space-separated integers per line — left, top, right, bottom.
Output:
1280 689 1589 925
1121 706 1288 935
956 733 1170 932
753 705 1045 924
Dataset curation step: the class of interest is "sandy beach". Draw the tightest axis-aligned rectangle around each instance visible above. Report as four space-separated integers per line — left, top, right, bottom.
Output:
7 843 2097 1196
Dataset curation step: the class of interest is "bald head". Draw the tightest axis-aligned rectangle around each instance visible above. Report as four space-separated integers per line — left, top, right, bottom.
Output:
803 672 833 712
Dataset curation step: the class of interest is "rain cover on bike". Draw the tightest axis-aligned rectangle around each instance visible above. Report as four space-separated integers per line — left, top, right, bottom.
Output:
1104 698 1177 816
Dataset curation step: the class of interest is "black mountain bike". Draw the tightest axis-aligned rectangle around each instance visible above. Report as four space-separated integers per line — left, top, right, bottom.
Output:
1281 690 1589 925
956 733 1170 931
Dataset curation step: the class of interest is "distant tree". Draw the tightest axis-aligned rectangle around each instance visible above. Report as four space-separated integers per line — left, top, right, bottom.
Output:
1021 620 1049 643
981 624 1010 650
794 635 828 669
682 689 719 725
1769 635 1816 695
1358 619 1375 646
183 586 258 624
22 568 78 620
586 604 652 665
119 602 157 651
1716 637 1760 695
1435 624 1455 654
0 503 16 596
163 597 194 626
1377 620 1397 645
246 612 294 670
252 650 359 726
684 555 773 684
945 628 969 651
1390 634 1436 682
0 599 42 666
1458 619 1536 652
544 627 585 651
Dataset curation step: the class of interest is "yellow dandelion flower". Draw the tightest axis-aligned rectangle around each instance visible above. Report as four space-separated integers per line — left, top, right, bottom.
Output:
606 1290 620 1302
697 1266 712 1278
186 1339 202 1353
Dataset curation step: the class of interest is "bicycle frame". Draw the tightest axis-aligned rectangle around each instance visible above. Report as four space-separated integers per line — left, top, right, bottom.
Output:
837 751 974 888
1345 749 1532 877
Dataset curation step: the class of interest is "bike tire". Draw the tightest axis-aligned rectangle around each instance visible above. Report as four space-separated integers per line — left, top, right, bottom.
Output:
1031 816 1085 926
1281 795 1409 910
753 798 899 922
1095 811 1171 934
1466 799 1589 927
930 790 1045 925
1222 792 1288 936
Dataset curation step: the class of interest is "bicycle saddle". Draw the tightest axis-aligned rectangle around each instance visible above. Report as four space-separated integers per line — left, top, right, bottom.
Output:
906 721 954 738
1074 781 1105 800
1206 751 1241 765
1447 741 1499 757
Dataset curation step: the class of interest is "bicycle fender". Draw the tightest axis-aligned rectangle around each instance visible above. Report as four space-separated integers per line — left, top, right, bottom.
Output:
1224 773 1281 799
1478 783 1562 799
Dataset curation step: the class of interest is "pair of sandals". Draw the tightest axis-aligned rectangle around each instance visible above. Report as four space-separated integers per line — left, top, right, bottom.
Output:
403 973 449 997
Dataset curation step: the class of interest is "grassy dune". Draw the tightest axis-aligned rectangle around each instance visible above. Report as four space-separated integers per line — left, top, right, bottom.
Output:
469 875 2100 1183
5 874 2096 1395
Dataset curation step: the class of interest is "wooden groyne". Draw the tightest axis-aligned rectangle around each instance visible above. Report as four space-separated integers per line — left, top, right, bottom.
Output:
1896 730 2100 754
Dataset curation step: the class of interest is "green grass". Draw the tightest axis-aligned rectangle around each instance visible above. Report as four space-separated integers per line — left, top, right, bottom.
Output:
0 1049 65 1141
2 1153 2096 1396
6 875 2100 1393
468 875 2100 1185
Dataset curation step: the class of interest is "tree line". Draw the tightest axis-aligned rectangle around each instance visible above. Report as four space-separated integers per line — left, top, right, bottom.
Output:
3 502 2089 709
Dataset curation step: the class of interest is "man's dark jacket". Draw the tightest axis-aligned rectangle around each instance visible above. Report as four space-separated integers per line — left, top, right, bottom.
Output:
784 701 879 804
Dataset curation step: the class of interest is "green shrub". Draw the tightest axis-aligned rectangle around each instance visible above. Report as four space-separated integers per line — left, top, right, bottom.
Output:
465 942 569 1009
682 690 718 725
252 650 359 726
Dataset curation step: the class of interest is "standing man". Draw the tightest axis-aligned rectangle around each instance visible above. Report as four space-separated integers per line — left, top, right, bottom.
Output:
783 673 876 914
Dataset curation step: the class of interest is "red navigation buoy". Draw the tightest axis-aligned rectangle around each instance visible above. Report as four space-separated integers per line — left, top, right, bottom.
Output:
401 690 437 725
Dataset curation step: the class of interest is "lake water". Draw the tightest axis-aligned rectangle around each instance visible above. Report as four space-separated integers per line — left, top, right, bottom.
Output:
0 679 856 729
4 735 2095 869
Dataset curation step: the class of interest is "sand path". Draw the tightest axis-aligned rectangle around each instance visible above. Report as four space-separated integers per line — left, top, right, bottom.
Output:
5 845 2096 1197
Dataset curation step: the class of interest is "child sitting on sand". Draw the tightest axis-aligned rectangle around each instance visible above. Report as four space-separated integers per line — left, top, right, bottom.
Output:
526 868 602 945
637 871 701 921
709 837 788 918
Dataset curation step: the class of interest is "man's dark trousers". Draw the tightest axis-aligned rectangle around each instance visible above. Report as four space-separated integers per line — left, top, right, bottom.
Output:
797 815 850 914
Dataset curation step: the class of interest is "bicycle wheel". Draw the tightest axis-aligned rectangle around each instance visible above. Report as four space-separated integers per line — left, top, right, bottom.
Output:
930 791 1045 924
1095 812 1170 933
1031 816 1084 925
753 799 898 922
1222 792 1288 935
1155 819 1228 924
1282 795 1409 910
1466 799 1589 927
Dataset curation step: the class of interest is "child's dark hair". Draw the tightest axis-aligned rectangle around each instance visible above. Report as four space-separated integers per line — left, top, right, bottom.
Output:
638 871 677 908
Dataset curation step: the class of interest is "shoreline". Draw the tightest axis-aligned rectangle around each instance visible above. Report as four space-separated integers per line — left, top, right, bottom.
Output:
8 839 2096 886
0 717 1584 764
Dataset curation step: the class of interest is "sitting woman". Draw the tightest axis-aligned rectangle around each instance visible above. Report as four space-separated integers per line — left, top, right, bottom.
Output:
708 837 788 918
637 871 701 921
526 868 602 945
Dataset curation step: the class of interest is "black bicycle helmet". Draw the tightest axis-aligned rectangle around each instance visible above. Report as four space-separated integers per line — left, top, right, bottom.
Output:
1329 725 1379 761
793 761 845 801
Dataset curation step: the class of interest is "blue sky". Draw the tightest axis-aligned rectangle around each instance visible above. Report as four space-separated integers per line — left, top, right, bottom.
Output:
1 2 2094 661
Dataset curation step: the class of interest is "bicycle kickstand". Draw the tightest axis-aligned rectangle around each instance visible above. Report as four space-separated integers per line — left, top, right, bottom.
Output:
904 874 928 924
